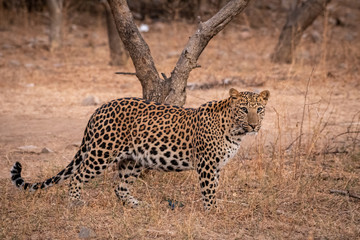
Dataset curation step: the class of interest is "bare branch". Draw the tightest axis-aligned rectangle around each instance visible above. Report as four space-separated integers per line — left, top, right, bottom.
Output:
331 131 360 140
285 133 305 151
115 72 136 75
167 0 251 105
330 189 360 200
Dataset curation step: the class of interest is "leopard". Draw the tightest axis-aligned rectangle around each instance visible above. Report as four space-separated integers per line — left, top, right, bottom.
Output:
11 88 270 210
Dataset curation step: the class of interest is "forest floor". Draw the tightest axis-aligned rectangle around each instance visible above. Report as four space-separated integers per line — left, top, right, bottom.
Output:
0 4 359 240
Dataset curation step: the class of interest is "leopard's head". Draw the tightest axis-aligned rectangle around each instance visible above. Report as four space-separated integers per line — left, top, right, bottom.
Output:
229 88 270 135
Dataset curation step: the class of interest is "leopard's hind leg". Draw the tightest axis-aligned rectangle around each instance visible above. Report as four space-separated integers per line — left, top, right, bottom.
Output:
68 147 113 203
114 159 144 207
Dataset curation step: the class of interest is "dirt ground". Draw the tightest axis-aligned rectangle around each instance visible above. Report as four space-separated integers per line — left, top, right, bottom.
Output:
0 3 359 240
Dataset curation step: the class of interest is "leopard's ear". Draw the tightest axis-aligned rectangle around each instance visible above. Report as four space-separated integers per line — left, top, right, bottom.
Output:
259 90 270 102
229 88 240 99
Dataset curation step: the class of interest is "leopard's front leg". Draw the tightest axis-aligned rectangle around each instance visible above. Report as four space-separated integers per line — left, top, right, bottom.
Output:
196 153 219 211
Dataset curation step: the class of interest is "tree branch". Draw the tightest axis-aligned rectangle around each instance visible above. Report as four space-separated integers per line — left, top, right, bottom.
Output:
166 0 251 105
330 189 360 200
107 0 166 102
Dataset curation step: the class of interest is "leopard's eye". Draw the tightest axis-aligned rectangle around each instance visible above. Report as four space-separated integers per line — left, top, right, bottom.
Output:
257 107 263 113
240 107 248 113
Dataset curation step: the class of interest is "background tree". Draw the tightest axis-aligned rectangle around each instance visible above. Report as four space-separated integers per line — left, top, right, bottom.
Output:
271 0 331 64
101 0 129 66
46 0 63 51
107 0 251 106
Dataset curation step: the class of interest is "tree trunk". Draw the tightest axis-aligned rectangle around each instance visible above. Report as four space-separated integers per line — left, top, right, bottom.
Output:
108 0 164 103
108 0 251 106
46 0 63 51
272 0 331 64
102 0 129 66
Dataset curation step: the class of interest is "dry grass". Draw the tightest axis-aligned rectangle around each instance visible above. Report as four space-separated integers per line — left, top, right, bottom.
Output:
0 4 360 240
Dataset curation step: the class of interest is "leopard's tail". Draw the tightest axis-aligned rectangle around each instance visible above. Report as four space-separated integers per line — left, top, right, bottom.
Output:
10 148 84 192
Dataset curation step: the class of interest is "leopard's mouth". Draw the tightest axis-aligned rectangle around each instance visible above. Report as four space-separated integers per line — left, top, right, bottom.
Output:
232 123 259 136
244 123 260 133
231 128 246 136
245 132 258 136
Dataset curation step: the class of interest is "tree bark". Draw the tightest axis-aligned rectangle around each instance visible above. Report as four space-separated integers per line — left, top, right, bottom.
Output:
108 0 164 103
108 0 251 106
166 0 250 105
102 0 129 66
272 0 331 64
46 0 63 51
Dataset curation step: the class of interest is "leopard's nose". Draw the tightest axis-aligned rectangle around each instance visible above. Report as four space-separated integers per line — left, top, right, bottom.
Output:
248 123 257 130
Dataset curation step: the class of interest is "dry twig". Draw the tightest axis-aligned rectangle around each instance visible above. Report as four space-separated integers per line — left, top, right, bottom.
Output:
115 72 136 75
329 189 360 200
